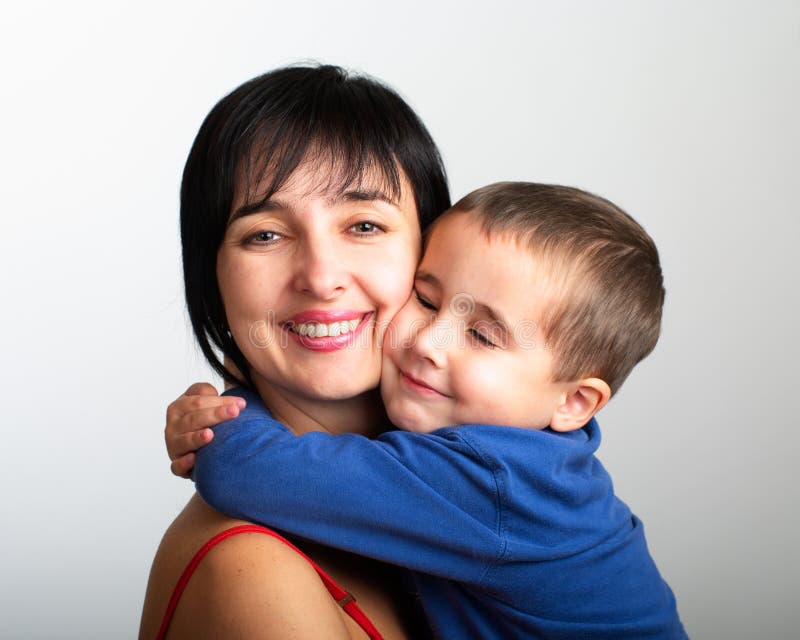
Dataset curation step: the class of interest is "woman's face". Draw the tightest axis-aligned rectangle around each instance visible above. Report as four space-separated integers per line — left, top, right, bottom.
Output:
217 162 421 404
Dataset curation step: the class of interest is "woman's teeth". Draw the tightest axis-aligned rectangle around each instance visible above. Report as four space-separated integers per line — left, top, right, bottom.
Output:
291 319 360 338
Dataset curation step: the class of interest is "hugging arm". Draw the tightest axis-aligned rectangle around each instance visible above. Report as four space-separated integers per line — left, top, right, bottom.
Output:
164 383 246 478
193 394 502 585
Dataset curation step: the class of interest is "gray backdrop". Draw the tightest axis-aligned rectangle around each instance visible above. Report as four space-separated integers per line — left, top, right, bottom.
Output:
1 1 798 637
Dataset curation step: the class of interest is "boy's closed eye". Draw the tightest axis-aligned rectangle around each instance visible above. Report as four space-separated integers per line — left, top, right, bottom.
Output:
469 326 498 348
414 289 501 349
415 290 438 311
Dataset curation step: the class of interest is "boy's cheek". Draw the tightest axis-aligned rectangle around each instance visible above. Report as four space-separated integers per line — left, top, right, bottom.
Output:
450 365 501 417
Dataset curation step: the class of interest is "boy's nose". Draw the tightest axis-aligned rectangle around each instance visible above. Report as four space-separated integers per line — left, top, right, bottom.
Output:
409 316 449 368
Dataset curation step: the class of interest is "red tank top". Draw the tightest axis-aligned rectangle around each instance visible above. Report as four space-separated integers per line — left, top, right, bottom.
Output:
156 524 384 639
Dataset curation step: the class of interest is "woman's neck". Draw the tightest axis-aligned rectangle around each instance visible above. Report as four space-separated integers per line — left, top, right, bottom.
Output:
252 378 388 439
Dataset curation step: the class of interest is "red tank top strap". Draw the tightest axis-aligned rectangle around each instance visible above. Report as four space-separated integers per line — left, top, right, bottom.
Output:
156 524 384 640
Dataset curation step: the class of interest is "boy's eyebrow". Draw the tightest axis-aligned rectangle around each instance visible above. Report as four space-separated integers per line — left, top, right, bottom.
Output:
416 270 512 331
229 189 399 224
474 302 510 332
415 270 443 291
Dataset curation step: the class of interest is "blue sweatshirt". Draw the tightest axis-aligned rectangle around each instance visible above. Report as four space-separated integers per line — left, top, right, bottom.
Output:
194 388 686 639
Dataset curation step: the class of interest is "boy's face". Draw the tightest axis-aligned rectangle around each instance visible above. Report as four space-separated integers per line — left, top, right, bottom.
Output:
381 210 568 433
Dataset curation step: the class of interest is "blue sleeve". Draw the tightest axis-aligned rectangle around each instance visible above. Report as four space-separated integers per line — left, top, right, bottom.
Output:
193 390 503 584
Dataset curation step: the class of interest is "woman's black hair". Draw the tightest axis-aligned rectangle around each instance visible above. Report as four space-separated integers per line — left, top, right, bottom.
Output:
180 64 451 387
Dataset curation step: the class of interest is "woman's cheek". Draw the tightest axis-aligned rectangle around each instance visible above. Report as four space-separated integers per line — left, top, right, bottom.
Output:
217 253 273 342
382 298 415 355
369 242 419 338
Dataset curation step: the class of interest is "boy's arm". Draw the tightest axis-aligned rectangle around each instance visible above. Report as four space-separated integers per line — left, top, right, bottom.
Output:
194 393 502 584
164 383 246 477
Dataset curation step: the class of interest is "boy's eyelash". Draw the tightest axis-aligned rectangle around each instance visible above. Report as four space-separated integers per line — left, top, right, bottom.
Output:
469 328 497 349
415 291 437 310
414 290 499 349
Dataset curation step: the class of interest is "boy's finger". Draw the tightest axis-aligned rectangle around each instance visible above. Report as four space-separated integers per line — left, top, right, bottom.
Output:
171 453 196 478
185 382 219 397
174 403 242 436
165 405 234 459
185 394 245 413
166 394 245 423
165 432 192 460
165 382 220 422
191 428 214 449
166 428 211 460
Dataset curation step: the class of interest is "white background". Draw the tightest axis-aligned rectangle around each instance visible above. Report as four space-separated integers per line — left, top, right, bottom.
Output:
1 1 798 638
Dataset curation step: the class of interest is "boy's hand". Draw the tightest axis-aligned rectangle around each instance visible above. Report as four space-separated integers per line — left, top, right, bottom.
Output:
165 382 246 478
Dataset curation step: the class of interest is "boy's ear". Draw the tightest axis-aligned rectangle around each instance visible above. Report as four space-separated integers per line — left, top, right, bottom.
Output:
549 378 611 433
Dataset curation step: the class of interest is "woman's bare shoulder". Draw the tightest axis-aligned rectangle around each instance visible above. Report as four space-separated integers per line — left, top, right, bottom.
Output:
139 494 356 639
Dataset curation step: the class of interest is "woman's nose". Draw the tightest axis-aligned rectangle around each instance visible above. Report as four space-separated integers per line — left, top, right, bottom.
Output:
292 237 350 300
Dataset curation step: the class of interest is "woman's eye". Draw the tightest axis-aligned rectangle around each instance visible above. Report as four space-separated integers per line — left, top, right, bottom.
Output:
246 230 282 245
469 328 497 349
415 291 437 311
349 221 383 235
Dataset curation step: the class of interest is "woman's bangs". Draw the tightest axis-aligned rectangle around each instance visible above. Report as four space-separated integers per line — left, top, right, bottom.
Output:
235 120 403 211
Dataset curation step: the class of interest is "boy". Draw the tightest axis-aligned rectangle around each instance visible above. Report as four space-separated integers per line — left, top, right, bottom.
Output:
169 182 686 638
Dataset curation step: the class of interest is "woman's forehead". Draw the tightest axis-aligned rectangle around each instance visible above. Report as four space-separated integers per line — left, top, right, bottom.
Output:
234 154 407 209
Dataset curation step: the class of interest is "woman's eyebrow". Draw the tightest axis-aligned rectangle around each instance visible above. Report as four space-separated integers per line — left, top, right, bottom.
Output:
229 198 288 223
337 189 399 207
229 189 397 223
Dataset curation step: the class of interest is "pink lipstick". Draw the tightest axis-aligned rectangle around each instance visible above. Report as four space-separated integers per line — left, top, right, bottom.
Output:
283 311 372 353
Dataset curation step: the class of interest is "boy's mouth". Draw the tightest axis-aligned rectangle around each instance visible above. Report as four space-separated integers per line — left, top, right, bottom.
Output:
399 369 449 397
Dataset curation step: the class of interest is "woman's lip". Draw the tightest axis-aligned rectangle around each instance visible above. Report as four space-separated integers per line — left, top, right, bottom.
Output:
288 309 367 324
284 312 372 352
400 370 448 397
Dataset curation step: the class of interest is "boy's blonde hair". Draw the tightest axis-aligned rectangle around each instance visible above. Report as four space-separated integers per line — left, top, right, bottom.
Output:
448 182 664 395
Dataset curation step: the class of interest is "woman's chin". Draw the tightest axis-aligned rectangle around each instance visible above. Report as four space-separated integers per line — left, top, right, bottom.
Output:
252 366 381 404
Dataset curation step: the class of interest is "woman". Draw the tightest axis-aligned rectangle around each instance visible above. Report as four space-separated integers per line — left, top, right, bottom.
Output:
139 64 450 638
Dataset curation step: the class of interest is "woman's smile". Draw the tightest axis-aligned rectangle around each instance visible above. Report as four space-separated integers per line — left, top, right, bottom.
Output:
283 310 374 352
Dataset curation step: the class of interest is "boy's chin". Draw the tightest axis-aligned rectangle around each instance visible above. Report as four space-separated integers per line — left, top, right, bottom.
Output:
386 402 445 434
